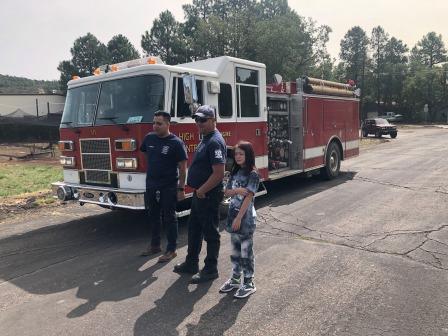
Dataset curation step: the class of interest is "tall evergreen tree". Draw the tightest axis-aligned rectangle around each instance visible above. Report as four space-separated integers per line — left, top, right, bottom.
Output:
107 34 139 64
57 33 109 91
57 60 78 93
141 10 187 65
411 32 447 68
382 37 408 110
70 33 110 77
339 26 369 85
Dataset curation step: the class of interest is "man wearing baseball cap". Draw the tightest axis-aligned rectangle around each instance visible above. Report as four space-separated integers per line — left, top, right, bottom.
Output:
174 105 226 283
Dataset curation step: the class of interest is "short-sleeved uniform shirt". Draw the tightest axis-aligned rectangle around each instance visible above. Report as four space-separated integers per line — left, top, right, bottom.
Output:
225 169 260 235
187 129 226 190
140 133 188 189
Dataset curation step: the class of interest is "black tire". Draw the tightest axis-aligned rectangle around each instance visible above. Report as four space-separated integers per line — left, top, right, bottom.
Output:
390 132 397 139
320 142 341 180
375 130 381 138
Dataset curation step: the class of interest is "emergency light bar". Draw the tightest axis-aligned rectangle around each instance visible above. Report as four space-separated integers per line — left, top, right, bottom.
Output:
93 56 164 76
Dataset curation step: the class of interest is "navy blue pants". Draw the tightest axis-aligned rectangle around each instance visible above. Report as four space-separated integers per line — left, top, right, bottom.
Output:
186 186 223 272
145 186 178 252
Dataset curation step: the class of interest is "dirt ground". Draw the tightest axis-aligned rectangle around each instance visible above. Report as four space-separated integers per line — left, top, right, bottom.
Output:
0 142 59 162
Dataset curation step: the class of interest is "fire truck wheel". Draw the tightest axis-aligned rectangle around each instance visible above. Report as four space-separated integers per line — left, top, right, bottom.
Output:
390 132 397 139
321 142 341 180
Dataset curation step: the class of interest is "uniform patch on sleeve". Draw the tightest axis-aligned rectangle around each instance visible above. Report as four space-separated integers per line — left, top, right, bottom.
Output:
214 149 223 159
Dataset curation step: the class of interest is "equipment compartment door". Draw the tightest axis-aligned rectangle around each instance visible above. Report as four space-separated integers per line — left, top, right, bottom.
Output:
267 98 290 171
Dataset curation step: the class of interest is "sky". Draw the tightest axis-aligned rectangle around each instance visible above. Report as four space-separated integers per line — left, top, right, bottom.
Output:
0 0 447 81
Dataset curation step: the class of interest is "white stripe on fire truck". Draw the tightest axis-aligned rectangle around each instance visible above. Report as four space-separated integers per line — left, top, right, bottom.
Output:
115 155 269 190
68 155 269 191
345 139 359 150
303 146 326 160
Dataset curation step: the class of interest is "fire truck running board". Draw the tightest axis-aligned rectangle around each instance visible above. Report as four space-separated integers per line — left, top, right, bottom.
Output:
256 182 268 197
268 169 302 181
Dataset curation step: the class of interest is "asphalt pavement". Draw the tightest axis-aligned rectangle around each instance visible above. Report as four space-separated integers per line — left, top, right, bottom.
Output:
1 126 448 336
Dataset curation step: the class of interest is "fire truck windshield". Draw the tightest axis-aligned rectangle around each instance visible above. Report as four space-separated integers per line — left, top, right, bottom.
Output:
61 75 165 128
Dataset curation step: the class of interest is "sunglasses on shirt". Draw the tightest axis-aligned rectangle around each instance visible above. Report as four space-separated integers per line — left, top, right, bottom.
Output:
195 117 210 123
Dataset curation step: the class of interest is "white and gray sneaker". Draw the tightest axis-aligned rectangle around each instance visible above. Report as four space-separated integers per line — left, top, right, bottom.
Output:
219 277 241 293
234 281 256 298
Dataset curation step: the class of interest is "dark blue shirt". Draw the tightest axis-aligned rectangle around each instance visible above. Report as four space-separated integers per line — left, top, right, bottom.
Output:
140 133 188 189
187 129 226 189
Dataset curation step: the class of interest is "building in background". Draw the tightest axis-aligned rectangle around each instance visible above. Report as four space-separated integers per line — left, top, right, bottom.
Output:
0 93 65 117
0 93 66 142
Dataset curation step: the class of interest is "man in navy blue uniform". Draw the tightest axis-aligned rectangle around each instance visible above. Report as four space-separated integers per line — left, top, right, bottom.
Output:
140 111 188 263
174 105 226 283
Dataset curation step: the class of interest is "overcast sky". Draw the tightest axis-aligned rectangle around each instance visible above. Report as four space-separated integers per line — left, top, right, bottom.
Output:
1 0 447 80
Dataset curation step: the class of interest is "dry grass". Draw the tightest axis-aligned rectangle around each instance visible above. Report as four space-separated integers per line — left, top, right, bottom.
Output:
0 162 62 197
0 161 63 221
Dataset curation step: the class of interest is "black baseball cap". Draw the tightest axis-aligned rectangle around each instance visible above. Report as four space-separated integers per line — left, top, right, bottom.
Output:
192 105 215 119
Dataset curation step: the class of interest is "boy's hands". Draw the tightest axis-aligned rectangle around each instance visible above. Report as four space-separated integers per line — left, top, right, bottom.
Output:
234 188 249 196
232 217 242 231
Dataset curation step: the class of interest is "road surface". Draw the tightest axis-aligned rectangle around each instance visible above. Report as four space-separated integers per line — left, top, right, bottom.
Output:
1 126 448 335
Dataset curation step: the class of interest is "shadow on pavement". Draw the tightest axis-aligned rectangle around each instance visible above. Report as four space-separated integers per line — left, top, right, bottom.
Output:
184 295 248 336
134 276 213 336
257 171 357 208
0 209 189 319
0 170 356 322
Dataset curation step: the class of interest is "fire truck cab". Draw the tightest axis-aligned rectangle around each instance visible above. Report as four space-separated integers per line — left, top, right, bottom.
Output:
52 56 359 211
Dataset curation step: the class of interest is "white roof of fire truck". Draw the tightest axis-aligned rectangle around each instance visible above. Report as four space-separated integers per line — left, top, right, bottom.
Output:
67 56 265 89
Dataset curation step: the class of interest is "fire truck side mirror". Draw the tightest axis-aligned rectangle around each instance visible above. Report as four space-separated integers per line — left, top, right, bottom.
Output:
182 75 198 105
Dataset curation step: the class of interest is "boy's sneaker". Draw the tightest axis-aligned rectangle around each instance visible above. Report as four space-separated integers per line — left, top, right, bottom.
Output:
219 277 241 293
234 281 256 299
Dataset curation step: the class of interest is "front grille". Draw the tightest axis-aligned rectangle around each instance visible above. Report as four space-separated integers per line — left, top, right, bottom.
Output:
80 138 111 184
85 170 110 184
81 139 110 153
82 154 111 170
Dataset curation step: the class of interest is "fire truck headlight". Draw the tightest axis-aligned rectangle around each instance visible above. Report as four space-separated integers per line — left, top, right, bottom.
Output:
115 139 137 151
58 141 74 151
60 156 75 167
116 158 137 170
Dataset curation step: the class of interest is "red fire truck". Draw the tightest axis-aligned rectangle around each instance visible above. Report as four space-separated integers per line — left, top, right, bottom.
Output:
52 56 359 212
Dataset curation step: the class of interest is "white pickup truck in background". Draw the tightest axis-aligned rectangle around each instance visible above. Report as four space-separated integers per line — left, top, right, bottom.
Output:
380 111 404 122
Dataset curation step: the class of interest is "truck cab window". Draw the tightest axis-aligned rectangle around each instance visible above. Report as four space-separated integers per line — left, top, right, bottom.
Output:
96 75 164 125
61 83 99 128
236 67 259 118
218 83 232 118
171 78 203 118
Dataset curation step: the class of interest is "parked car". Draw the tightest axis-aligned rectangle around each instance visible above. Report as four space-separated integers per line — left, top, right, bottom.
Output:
362 118 398 138
379 112 404 122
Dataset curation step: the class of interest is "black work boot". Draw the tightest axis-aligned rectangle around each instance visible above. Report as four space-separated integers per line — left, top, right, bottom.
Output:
173 261 199 274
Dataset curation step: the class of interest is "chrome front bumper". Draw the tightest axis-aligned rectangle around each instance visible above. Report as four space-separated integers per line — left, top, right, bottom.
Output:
51 182 145 210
